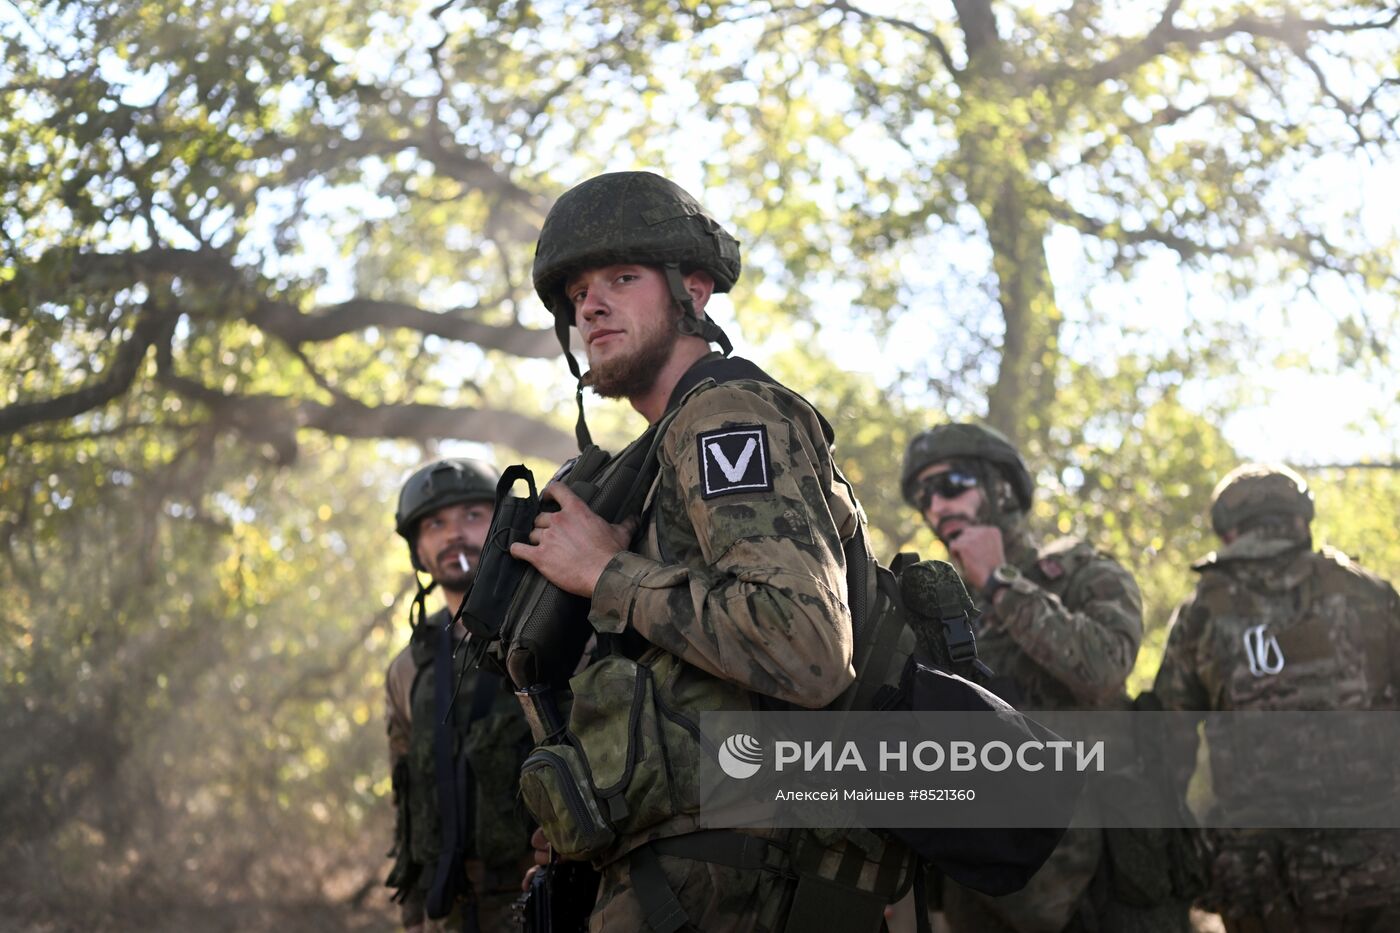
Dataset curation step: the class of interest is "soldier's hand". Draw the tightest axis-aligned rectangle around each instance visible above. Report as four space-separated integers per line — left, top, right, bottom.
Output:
521 827 556 891
531 826 552 867
509 483 639 598
947 524 1005 590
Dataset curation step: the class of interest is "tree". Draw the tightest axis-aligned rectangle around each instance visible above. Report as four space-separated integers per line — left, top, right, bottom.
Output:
1 0 624 464
5 0 1400 926
669 0 1400 447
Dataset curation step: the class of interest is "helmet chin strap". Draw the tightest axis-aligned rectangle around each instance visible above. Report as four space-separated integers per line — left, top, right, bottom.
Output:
664 263 732 356
553 310 594 450
974 462 1025 535
409 570 439 629
551 263 732 453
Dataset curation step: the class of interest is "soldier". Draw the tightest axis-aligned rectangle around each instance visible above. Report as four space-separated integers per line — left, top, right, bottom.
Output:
384 458 533 933
900 424 1186 932
1154 463 1400 932
509 171 907 931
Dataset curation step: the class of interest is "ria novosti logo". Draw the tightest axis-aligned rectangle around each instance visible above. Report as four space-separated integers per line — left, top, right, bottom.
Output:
718 733 764 779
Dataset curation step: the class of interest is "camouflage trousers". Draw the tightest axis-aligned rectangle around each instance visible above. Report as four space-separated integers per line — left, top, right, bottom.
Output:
1206 829 1400 930
940 883 1190 933
1221 908 1400 933
590 851 795 933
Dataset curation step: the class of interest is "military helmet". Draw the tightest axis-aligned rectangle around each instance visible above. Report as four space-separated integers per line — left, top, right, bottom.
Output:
532 171 742 320
1210 463 1314 537
395 459 500 568
900 423 1034 512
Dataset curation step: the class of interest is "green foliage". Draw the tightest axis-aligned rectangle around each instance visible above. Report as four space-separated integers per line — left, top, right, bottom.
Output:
4 0 1399 927
1313 469 1400 583
1031 355 1240 695
0 414 415 923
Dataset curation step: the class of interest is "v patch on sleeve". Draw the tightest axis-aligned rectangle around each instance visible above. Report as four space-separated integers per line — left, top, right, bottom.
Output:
697 424 773 499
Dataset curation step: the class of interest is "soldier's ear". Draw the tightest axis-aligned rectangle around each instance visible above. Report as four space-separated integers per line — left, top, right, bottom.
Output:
682 269 715 314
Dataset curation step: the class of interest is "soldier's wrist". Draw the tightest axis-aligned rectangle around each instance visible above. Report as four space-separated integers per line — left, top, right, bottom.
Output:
981 563 1021 604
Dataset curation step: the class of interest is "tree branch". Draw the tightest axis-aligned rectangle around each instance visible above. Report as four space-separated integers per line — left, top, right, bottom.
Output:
251 297 559 358
1302 461 1400 471
951 0 1000 61
153 355 577 461
0 304 178 435
24 245 561 359
1049 203 1215 261
1070 5 1400 88
298 397 577 460
821 0 960 76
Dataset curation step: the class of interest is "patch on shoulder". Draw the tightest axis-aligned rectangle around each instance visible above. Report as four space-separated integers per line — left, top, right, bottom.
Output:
696 424 773 499
1036 536 1090 581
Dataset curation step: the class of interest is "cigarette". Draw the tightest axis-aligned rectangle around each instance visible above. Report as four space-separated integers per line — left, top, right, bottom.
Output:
457 553 470 574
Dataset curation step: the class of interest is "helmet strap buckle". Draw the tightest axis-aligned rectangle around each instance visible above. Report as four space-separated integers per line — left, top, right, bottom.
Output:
664 263 733 357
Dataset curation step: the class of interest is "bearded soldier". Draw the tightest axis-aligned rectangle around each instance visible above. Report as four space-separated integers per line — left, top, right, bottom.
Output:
1154 464 1400 933
901 424 1188 932
384 458 533 932
509 171 911 932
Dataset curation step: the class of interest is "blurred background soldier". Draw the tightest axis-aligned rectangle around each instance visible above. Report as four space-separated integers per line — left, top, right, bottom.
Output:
384 458 533 932
901 423 1187 933
1155 464 1400 933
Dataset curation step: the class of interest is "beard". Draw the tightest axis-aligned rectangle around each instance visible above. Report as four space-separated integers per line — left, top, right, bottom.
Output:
429 548 478 591
586 313 679 399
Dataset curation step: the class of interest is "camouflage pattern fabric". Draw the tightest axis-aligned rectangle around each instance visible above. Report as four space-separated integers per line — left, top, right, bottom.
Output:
588 375 858 707
575 366 863 919
1155 537 1400 924
974 525 1142 710
942 522 1150 933
386 608 534 931
589 851 795 933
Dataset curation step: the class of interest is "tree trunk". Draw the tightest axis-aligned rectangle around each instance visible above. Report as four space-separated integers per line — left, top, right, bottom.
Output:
983 176 1059 449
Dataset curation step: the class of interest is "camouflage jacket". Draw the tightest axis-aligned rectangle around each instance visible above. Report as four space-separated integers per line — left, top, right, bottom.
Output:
1155 537 1400 715
589 372 857 707
1153 538 1400 915
582 362 858 851
974 526 1143 711
944 528 1144 932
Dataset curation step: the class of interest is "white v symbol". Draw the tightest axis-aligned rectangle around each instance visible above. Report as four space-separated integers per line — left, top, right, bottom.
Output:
708 438 758 483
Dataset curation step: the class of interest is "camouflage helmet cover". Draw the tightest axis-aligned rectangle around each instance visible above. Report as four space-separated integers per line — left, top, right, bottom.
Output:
1210 463 1314 537
531 171 742 320
395 458 500 547
901 423 1034 511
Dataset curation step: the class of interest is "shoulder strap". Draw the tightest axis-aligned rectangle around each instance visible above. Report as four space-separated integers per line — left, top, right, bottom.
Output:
665 354 835 444
427 621 466 918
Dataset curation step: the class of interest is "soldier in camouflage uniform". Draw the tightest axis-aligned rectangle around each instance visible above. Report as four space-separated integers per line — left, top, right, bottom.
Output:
510 171 902 932
1154 463 1400 933
384 459 534 932
901 424 1187 932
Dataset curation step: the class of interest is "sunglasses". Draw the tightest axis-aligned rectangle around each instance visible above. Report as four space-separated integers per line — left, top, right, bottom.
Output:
915 470 981 511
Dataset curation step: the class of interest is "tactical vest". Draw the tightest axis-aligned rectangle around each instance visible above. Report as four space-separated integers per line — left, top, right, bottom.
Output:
387 608 533 917
1189 546 1400 915
1189 546 1398 801
1190 546 1397 713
